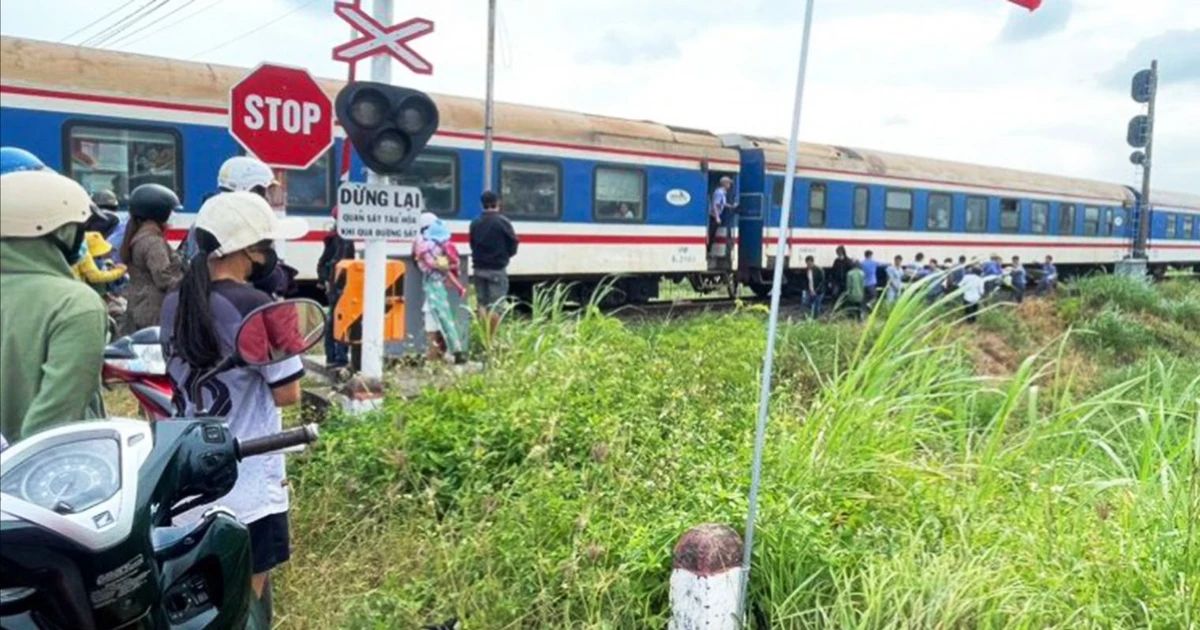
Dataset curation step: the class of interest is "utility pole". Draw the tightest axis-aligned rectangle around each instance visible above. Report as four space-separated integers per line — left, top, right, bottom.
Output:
482 0 497 192
1129 60 1157 260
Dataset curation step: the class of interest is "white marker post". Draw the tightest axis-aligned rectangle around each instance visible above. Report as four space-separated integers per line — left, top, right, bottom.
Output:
360 0 395 380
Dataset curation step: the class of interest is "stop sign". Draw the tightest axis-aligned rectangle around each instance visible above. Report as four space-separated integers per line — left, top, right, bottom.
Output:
229 63 333 170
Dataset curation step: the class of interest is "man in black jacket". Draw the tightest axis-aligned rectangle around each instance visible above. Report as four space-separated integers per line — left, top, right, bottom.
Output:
469 191 518 328
318 209 355 368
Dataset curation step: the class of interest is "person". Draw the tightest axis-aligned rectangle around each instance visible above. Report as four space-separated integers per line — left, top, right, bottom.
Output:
416 212 467 363
801 255 825 318
861 250 880 304
709 176 735 256
159 191 309 623
1010 255 1027 303
844 260 866 321
469 190 519 327
91 189 125 262
183 156 299 298
959 265 986 323
886 255 905 302
983 253 1004 294
121 183 185 335
829 245 850 299
908 252 926 279
0 164 108 443
317 208 354 369
1039 255 1058 295
73 230 129 293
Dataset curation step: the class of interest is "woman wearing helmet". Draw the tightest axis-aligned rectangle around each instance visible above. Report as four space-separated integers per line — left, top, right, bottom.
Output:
0 168 108 443
159 191 308 622
121 183 185 334
0 146 47 175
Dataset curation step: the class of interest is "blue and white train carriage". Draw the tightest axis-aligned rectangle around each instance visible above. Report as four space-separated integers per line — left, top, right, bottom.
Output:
0 35 738 303
1 35 1196 306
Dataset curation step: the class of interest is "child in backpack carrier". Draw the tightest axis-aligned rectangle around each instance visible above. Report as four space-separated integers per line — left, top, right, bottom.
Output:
72 231 129 318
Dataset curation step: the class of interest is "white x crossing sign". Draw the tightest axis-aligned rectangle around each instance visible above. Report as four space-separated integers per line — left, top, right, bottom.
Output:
332 2 434 75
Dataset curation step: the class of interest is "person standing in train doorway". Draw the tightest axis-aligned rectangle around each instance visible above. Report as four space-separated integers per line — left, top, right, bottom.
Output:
469 190 519 332
709 176 735 258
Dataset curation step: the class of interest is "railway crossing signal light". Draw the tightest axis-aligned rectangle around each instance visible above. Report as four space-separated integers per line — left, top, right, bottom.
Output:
335 81 439 175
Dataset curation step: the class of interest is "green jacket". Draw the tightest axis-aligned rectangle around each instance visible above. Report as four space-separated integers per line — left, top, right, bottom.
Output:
845 268 866 304
1 231 107 444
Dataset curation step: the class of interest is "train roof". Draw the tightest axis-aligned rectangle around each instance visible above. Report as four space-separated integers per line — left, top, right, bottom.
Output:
720 134 1135 205
0 36 737 165
1150 190 1200 213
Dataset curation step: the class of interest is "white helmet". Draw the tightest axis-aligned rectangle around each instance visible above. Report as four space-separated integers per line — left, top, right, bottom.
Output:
217 156 278 193
0 170 94 238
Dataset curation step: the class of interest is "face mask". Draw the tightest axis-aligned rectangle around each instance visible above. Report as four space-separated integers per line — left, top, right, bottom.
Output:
246 247 279 284
53 225 87 265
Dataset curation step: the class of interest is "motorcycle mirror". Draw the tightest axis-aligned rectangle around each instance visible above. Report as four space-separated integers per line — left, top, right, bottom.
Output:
234 298 326 367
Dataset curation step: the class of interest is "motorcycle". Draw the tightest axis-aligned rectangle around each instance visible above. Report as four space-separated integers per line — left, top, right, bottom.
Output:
0 298 327 630
102 326 174 421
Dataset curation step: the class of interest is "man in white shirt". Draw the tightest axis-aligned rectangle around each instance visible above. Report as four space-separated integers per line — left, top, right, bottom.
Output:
959 265 987 323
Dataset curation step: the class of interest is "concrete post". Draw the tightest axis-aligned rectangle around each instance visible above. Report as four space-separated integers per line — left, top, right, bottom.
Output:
669 524 745 630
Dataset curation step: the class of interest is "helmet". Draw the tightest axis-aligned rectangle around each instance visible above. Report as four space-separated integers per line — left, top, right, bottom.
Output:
128 183 181 224
91 189 120 210
217 156 278 193
0 147 47 176
0 170 94 238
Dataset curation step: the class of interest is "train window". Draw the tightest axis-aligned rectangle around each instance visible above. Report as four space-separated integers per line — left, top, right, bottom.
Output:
966 197 988 232
1165 214 1177 239
1031 201 1050 234
1000 199 1020 233
593 166 646 221
1182 215 1194 240
884 190 913 230
772 177 785 207
392 152 459 217
853 186 869 228
1083 206 1100 236
279 151 333 211
1099 208 1112 236
64 122 181 203
808 182 827 228
927 193 951 231
1059 204 1076 234
499 160 561 219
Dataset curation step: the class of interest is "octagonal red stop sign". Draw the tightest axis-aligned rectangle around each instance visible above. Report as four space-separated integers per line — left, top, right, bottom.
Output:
229 63 333 170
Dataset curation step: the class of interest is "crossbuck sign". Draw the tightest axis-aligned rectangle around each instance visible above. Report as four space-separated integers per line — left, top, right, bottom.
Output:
332 2 434 74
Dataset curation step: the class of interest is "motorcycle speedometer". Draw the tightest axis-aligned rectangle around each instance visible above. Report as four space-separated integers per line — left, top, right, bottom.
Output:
0 438 120 514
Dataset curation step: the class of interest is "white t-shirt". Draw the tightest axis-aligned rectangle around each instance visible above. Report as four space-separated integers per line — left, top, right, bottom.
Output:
160 281 305 525
960 274 986 304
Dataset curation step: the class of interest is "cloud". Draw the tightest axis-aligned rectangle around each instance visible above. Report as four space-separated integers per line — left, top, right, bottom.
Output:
575 31 681 66
999 0 1072 42
1099 29 1200 91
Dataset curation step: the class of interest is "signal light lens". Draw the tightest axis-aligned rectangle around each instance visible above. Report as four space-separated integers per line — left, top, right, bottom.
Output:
395 98 434 135
370 130 409 166
350 89 389 129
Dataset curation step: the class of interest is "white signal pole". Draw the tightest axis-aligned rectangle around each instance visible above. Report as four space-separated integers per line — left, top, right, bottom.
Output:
360 0 394 380
737 0 817 624
483 0 497 192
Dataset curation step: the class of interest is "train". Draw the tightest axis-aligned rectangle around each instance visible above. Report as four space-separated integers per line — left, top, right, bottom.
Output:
2 35 1197 305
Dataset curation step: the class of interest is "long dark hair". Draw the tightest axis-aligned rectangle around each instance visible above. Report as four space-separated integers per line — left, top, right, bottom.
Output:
119 217 149 264
173 228 224 369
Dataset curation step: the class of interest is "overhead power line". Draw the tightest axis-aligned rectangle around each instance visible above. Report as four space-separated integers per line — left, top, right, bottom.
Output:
104 0 197 48
88 0 173 48
189 0 322 59
59 0 138 43
118 0 230 49
78 0 160 47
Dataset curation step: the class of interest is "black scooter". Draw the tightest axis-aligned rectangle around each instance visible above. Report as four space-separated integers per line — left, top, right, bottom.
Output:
0 298 327 630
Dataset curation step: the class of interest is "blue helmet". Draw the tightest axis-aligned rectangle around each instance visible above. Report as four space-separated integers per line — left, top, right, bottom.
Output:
0 147 47 176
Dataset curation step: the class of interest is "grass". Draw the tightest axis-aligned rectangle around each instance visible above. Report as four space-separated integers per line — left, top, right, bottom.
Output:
272 277 1200 629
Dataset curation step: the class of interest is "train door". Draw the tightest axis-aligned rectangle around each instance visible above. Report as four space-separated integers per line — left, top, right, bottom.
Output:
706 170 738 272
735 149 766 284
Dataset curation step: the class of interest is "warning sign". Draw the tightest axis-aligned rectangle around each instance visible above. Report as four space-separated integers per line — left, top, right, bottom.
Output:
336 182 424 241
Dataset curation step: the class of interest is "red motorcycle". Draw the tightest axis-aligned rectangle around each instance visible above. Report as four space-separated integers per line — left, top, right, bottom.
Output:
102 326 174 420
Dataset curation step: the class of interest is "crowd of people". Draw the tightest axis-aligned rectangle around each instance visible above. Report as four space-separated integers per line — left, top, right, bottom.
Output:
800 245 1059 323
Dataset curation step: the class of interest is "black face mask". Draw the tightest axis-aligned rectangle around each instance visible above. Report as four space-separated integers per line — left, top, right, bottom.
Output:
54 225 87 266
246 247 279 285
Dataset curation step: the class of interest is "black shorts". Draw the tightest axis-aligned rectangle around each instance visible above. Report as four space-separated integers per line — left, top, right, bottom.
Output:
247 512 291 574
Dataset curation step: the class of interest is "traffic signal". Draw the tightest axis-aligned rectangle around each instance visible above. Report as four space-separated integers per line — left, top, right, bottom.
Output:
334 81 439 175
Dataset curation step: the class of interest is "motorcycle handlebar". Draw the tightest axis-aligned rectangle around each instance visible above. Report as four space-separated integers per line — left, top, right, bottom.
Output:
236 424 319 459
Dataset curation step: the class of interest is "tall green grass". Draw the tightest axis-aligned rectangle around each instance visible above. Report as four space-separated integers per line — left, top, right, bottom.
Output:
278 282 1200 629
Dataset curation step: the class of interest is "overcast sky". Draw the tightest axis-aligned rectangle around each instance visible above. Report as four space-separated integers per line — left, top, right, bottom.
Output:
3 0 1197 193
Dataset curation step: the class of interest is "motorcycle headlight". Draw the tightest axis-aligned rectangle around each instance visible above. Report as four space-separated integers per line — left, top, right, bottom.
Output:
0 438 121 514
